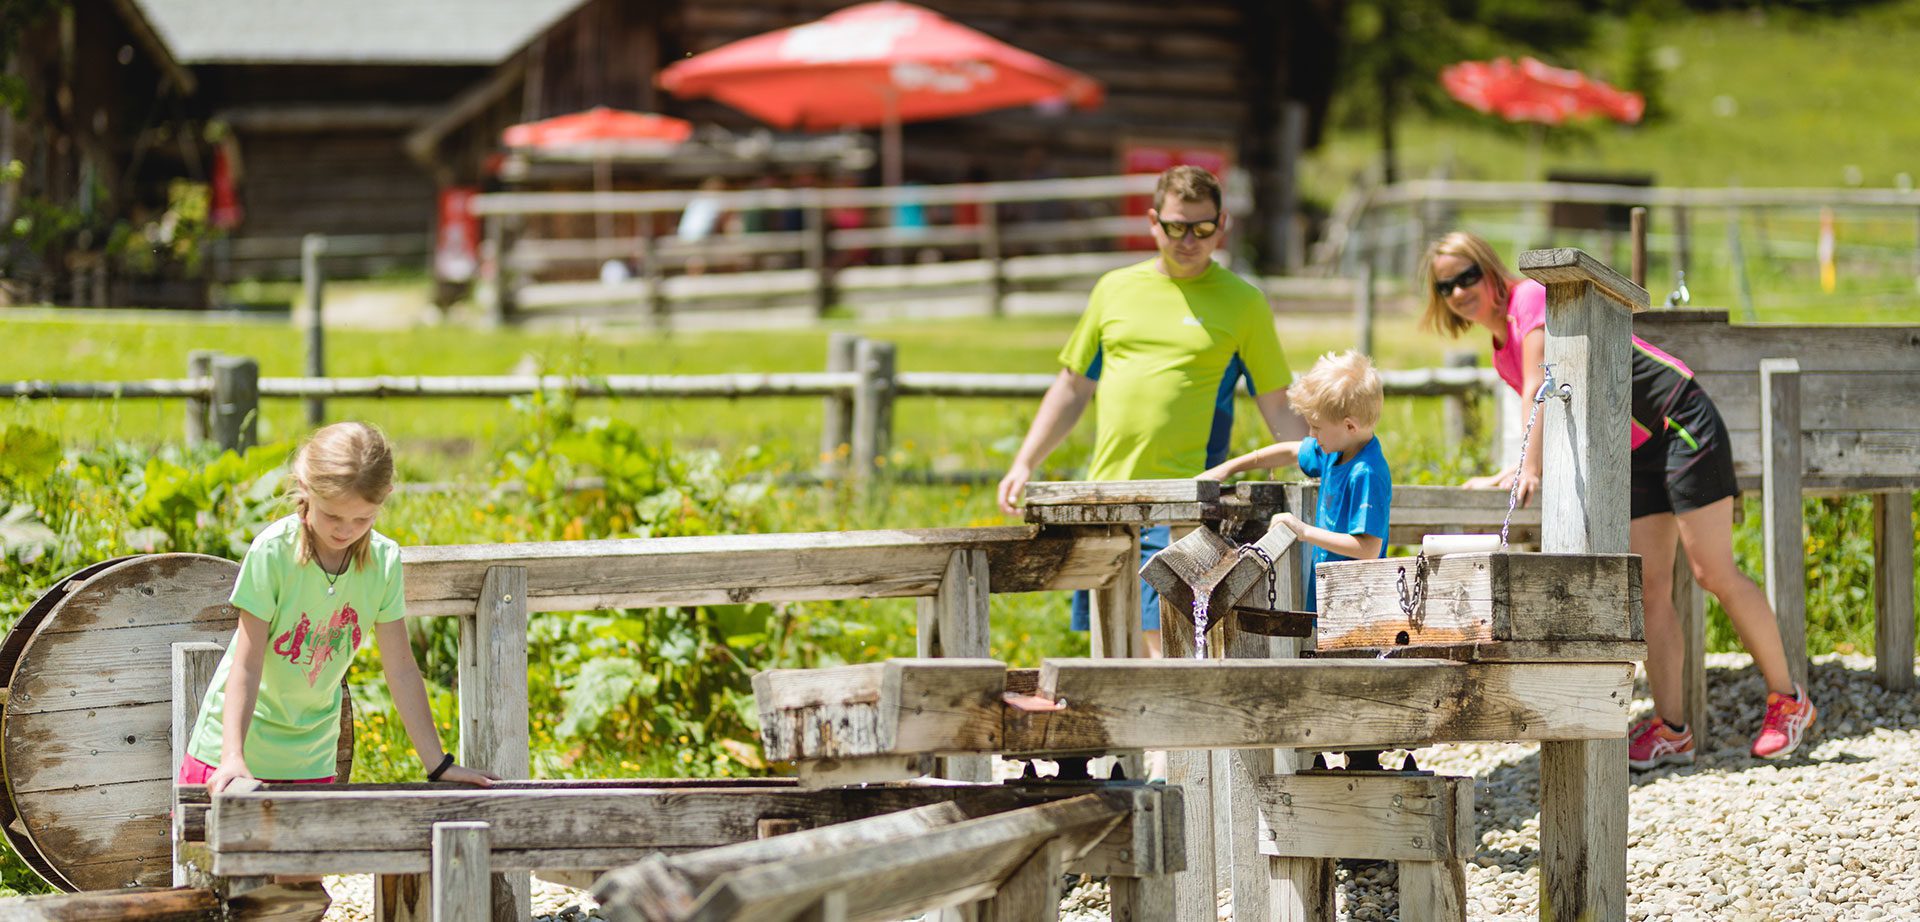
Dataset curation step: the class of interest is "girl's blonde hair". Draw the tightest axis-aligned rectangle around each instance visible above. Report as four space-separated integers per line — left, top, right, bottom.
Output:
1420 231 1520 338
1288 350 1383 428
290 421 394 568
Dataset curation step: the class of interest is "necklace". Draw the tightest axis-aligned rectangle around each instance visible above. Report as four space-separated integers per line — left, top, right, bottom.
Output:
318 553 348 596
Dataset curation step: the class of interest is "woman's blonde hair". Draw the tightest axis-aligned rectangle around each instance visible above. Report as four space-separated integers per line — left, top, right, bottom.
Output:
1419 231 1519 338
290 421 394 568
1288 350 1383 428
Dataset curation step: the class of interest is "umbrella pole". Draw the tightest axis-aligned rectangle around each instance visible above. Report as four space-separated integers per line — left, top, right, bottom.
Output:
882 89 903 188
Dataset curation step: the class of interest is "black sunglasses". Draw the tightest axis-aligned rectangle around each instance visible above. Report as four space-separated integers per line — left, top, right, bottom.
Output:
1157 217 1220 240
1433 263 1484 297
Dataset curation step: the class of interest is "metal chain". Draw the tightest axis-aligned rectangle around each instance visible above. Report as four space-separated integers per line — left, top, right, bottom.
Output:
1396 552 1430 629
1242 544 1279 611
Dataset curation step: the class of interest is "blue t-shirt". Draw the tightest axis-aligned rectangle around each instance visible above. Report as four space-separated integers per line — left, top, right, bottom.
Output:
1298 435 1393 609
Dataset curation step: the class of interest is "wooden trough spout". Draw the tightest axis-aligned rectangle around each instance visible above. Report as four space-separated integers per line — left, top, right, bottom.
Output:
1138 515 1306 659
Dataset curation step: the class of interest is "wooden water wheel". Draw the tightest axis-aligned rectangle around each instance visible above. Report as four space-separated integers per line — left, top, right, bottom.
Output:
0 554 354 891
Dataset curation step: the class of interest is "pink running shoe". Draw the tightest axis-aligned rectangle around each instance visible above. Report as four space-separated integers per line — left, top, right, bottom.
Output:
1752 684 1816 760
1627 718 1694 770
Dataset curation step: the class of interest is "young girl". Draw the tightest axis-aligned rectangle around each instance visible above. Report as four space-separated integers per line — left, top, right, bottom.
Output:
180 421 495 793
1420 231 1816 767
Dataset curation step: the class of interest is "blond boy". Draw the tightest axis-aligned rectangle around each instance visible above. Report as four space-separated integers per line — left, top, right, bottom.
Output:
1200 350 1392 611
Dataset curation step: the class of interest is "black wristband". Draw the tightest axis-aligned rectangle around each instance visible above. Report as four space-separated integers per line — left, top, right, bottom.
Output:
427 752 455 781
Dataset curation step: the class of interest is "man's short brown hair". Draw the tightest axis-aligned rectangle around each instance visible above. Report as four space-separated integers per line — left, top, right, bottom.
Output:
1154 165 1223 213
1288 350 1384 428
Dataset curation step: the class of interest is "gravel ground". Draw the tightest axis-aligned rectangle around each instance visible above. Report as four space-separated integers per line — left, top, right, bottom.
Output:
320 653 1917 921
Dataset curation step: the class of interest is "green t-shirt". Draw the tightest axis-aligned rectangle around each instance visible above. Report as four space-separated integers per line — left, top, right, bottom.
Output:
1058 259 1292 481
188 515 407 779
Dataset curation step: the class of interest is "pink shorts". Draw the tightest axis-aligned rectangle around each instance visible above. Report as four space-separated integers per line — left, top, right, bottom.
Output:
177 754 335 785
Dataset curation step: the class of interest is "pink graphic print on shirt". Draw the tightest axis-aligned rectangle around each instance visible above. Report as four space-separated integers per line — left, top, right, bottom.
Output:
271 604 364 686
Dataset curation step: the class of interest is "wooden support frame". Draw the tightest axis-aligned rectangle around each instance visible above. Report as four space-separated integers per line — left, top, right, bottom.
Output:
916 550 993 783
458 566 531 922
1761 358 1810 690
1315 552 1643 653
1673 543 1711 743
431 822 491 922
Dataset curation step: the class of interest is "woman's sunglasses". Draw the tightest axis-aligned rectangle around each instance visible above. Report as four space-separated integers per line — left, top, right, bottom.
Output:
1433 263 1484 297
1157 218 1220 240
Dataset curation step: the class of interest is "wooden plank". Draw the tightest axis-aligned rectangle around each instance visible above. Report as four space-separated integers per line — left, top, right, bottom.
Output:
1254 774 1472 862
1762 359 1810 690
1020 660 1634 752
916 550 994 783
1266 852 1334 922
374 874 427 922
1539 738 1628 922
1674 544 1711 746
1167 749 1215 922
172 643 222 887
1023 502 1208 526
9 619 234 713
1630 317 1920 375
430 823 491 922
1516 248 1649 314
400 526 1132 615
1088 527 1142 659
1308 640 1646 664
755 660 1007 764
0 886 221 921
981 840 1062 922
459 567 530 922
1315 553 1642 650
1874 493 1916 690
650 795 1126 922
1023 480 1222 506
224 880 333 921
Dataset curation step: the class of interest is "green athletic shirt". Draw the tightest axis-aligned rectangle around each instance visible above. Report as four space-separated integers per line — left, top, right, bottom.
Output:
188 515 407 779
1058 259 1291 481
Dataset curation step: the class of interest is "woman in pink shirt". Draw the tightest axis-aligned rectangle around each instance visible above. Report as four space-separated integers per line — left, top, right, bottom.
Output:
1421 231 1814 768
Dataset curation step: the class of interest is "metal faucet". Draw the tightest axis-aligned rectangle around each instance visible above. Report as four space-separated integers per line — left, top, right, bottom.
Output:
1663 270 1691 308
1536 363 1572 404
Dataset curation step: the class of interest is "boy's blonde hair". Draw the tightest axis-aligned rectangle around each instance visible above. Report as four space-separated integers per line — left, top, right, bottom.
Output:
290 421 394 569
1288 350 1383 428
1419 230 1520 337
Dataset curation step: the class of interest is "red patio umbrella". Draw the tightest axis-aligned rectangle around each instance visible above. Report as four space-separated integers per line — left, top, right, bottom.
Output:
1440 57 1645 126
657 1 1102 185
503 107 694 152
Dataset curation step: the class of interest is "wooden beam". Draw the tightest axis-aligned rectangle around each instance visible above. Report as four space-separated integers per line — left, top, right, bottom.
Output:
402 526 1131 616
431 823 490 922
0 886 220 920
1254 774 1472 862
1673 544 1711 747
595 795 1128 922
981 841 1062 922
171 643 223 887
916 550 994 783
1024 481 1222 506
1315 552 1643 651
1874 493 1916 690
404 57 527 168
757 658 1635 760
1023 503 1209 526
1762 358 1810 689
460 567 530 922
1088 527 1143 660
1400 858 1469 922
1516 248 1650 314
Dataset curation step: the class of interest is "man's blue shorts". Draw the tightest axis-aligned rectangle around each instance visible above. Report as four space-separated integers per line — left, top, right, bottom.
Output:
1070 525 1170 632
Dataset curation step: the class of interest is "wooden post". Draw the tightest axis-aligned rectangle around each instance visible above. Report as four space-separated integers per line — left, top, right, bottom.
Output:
1874 492 1916 690
1442 350 1479 447
1673 205 1690 284
1168 743 1217 922
1274 101 1307 272
431 822 491 922
1630 207 1647 287
798 891 850 922
804 201 834 318
915 549 993 783
639 232 667 329
1267 496 1335 922
1673 543 1710 745
480 215 515 328
171 642 223 887
1400 860 1468 922
210 355 259 454
460 566 531 922
982 840 1062 922
1353 264 1376 357
820 333 860 478
301 233 327 426
1217 590 1280 921
185 350 216 447
1520 248 1637 922
982 203 1005 317
1761 358 1808 691
376 875 429 922
1727 209 1756 321
1089 527 1142 660
849 338 896 480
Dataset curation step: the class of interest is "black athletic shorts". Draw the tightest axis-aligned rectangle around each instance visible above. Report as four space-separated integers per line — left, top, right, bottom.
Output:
1629 376 1740 520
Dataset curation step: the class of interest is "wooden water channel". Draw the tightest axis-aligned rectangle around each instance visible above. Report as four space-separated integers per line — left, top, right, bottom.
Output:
2 249 1674 921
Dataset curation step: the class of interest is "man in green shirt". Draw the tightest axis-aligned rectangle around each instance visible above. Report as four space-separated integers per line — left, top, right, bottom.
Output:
996 165 1303 656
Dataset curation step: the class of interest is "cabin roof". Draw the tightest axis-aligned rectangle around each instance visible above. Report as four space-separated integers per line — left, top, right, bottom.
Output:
130 0 588 65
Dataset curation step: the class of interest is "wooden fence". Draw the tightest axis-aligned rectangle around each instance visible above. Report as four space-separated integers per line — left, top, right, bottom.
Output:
5 336 1503 479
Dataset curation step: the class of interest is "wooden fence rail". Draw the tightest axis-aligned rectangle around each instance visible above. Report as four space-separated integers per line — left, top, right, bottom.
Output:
6 343 1503 477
